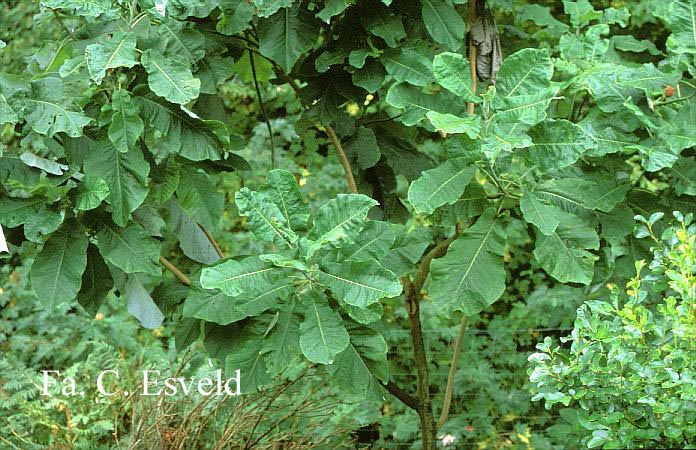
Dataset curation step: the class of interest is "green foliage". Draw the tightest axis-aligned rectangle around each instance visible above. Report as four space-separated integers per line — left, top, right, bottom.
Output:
0 0 695 447
529 212 696 448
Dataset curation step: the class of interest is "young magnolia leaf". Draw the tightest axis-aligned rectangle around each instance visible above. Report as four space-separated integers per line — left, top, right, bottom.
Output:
86 31 138 85
533 213 599 285
307 194 378 255
30 224 88 307
298 290 350 364
429 209 507 314
527 119 596 171
318 259 402 308
96 221 162 276
261 169 311 231
426 111 481 138
408 157 476 215
141 49 200 105
432 52 478 102
108 90 144 152
421 0 466 51
258 5 318 73
520 191 562 235
236 187 298 247
125 275 164 329
200 256 282 297
495 48 553 98
83 139 149 227
74 175 110 211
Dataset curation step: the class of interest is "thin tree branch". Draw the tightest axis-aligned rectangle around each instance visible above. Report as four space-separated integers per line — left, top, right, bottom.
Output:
159 256 192 286
270 69 358 194
247 44 276 170
467 0 478 116
403 277 437 449
325 125 358 193
385 381 419 410
413 232 461 293
436 314 469 430
198 224 224 259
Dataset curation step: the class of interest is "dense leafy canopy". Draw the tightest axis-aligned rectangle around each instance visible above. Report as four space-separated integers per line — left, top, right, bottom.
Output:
1 0 695 448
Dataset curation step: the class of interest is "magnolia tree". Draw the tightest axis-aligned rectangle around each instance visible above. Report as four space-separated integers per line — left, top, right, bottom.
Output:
0 0 694 448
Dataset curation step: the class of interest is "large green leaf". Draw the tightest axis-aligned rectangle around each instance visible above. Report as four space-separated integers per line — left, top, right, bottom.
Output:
261 169 311 231
108 89 144 153
337 220 395 262
95 221 161 276
408 157 476 215
125 275 164 329
307 194 378 254
165 200 219 264
236 187 298 247
218 0 254 34
41 0 111 16
661 0 696 53
134 93 228 161
298 290 350 364
330 322 389 399
432 52 478 102
223 319 272 392
319 259 402 308
384 83 443 126
533 213 599 285
382 48 434 86
74 175 109 211
141 49 200 105
429 209 507 314
25 78 91 137
363 9 406 47
527 119 596 171
0 73 28 125
86 31 138 84
422 0 465 51
77 244 112 315
183 286 247 325
258 5 318 73
494 88 558 125
495 48 553 98
176 168 223 231
30 224 88 307
200 256 282 297
83 140 149 227
520 190 562 235
671 157 696 196
344 127 382 169
264 297 301 374
426 111 481 138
